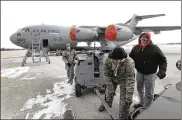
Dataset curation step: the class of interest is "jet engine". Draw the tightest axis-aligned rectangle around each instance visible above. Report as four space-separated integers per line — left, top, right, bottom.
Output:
105 24 133 41
70 26 98 41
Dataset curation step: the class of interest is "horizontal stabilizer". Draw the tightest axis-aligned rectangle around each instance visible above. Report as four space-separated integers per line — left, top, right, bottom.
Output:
136 14 165 20
135 26 181 34
126 14 166 26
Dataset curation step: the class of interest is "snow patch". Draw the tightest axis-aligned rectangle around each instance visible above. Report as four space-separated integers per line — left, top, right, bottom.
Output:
25 113 29 119
1 67 29 79
46 90 51 94
21 79 74 119
21 73 40 80
133 95 140 103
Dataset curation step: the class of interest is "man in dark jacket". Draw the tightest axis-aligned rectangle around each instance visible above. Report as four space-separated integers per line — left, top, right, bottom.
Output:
129 32 167 109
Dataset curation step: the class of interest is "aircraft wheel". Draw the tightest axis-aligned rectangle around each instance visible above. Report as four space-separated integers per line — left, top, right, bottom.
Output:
48 60 50 64
22 62 24 67
75 84 81 97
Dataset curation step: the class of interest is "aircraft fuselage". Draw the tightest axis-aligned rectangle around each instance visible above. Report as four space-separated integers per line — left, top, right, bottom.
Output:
10 25 78 51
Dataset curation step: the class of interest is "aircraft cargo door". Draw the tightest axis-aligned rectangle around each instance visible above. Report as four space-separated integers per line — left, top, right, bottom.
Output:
42 39 48 47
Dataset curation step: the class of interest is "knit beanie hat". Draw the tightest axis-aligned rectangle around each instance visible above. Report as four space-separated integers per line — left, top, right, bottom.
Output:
108 47 127 60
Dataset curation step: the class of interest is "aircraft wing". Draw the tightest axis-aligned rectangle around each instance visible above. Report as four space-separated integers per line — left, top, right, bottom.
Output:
78 26 106 33
135 26 181 34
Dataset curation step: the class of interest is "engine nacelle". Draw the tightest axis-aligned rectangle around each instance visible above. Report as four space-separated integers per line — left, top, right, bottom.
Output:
70 26 98 41
105 24 133 41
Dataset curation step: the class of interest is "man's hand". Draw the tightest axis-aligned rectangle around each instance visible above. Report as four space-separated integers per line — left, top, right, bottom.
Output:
108 92 116 97
126 99 132 106
67 63 71 66
111 92 116 96
156 71 166 79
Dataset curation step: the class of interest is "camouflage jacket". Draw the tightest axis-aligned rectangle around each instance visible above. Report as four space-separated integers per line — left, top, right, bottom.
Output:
104 57 135 102
62 49 77 64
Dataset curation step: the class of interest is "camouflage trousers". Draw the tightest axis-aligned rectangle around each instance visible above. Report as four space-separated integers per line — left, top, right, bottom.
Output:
65 64 75 82
105 81 131 119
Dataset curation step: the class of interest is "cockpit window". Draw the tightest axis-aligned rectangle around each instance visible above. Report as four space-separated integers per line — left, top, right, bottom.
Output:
21 28 25 32
20 28 30 32
25 28 30 32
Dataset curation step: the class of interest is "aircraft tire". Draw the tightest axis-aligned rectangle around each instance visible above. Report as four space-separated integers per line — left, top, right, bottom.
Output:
75 84 81 97
22 62 24 67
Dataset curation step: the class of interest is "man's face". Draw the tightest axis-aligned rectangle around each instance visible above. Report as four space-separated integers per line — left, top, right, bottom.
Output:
66 46 70 51
140 35 148 46
112 59 121 65
66 44 71 51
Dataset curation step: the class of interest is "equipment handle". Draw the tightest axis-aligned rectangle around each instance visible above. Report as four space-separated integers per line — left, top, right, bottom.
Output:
94 87 119 120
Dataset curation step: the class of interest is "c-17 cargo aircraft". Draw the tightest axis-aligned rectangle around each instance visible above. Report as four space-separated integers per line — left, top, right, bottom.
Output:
10 14 181 65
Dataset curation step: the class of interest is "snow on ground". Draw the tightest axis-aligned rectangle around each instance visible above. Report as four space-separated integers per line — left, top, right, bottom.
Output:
132 95 140 103
21 73 40 80
20 77 75 119
1 67 29 79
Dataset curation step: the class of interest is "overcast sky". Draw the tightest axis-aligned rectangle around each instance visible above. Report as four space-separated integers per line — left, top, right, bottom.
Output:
1 1 181 49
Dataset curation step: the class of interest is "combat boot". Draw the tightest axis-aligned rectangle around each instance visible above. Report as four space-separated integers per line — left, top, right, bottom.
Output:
98 104 105 112
70 81 73 85
133 103 143 109
69 79 73 85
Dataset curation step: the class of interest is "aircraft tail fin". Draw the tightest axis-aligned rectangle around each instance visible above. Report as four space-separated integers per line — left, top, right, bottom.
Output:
125 14 165 26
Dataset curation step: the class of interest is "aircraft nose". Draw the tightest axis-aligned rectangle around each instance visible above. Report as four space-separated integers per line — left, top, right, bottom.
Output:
10 33 16 44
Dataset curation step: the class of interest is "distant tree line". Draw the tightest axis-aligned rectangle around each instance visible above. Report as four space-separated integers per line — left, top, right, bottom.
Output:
165 43 181 45
133 42 180 46
0 48 25 51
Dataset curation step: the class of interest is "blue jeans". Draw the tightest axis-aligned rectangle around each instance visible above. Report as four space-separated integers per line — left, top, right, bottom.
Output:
136 71 156 108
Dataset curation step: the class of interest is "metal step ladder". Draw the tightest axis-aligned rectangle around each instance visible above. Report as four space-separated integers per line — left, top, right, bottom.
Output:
21 32 50 67
31 32 41 63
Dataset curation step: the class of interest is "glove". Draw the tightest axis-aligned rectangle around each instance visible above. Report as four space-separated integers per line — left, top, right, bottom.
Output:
67 63 71 66
112 92 116 96
156 71 166 79
108 92 116 97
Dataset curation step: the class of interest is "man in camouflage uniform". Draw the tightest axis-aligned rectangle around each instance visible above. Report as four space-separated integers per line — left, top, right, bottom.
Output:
98 47 135 119
62 43 77 84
